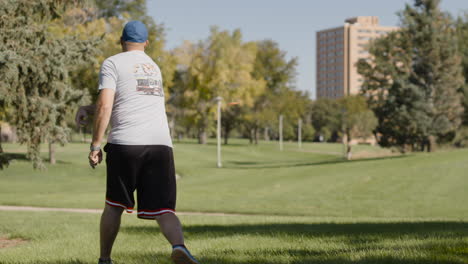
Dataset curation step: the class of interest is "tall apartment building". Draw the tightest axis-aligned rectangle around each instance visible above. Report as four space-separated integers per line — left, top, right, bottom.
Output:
316 16 398 99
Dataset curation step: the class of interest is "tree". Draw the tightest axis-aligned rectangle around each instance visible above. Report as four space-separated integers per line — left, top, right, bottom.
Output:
0 0 100 168
221 104 244 144
339 96 378 160
248 40 299 144
54 2 174 141
456 14 468 125
358 0 464 152
92 0 147 20
173 28 265 144
309 98 341 141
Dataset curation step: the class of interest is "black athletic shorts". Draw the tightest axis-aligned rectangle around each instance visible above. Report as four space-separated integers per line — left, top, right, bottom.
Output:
103 143 176 219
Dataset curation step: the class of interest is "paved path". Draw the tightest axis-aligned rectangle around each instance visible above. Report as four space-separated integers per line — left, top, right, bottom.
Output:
0 205 252 217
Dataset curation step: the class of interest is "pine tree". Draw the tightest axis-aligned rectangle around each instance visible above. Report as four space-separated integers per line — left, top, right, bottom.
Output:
456 14 468 125
0 0 100 168
358 0 464 151
404 0 464 150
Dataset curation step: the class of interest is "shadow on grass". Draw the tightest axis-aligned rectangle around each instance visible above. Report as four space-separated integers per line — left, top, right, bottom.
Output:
122 221 468 238
0 152 28 169
28 248 468 264
224 154 408 169
119 251 467 264
118 221 468 264
24 222 468 264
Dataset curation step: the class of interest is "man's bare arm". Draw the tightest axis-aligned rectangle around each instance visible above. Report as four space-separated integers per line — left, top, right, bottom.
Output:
91 89 115 148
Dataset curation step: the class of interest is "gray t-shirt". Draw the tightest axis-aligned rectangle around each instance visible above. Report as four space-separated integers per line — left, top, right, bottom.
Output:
98 50 172 147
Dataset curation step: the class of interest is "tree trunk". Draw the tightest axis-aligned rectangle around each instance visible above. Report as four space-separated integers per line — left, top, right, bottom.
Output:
249 128 254 144
254 126 259 144
264 127 270 141
223 126 230 145
11 126 16 143
427 135 436 152
198 129 207 144
346 129 352 160
83 126 87 143
49 141 56 165
0 124 3 153
169 118 175 140
79 127 84 143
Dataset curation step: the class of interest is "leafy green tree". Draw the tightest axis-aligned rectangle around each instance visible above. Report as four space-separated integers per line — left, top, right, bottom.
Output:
221 104 244 144
339 96 378 160
0 0 100 168
358 0 464 152
173 28 265 144
246 40 299 144
309 98 341 141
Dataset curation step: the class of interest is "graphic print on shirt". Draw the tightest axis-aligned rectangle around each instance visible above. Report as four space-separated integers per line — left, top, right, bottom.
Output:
133 63 164 97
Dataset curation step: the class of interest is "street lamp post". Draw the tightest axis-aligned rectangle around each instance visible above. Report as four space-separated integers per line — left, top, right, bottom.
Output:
216 96 222 168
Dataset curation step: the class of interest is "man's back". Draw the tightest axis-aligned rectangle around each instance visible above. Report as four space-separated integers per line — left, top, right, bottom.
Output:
99 50 172 147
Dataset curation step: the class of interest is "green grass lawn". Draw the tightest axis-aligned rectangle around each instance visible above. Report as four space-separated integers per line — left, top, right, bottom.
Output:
1 139 468 263
1 211 468 264
1 140 467 219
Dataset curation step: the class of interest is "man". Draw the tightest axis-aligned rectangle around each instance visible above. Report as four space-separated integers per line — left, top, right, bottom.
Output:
83 20 200 264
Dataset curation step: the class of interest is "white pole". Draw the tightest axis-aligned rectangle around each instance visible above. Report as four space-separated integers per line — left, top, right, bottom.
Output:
298 118 302 149
216 97 222 168
279 115 283 151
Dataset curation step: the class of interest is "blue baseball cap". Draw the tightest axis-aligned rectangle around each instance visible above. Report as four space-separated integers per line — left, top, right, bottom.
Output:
121 21 148 43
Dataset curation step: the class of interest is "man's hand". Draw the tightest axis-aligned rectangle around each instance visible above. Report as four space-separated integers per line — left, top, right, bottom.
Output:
75 105 95 127
88 150 103 169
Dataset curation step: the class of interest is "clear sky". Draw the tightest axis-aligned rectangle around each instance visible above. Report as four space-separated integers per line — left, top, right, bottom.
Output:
147 0 468 99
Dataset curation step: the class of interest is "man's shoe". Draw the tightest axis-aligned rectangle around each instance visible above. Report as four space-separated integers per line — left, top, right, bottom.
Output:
98 258 114 264
171 246 200 264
